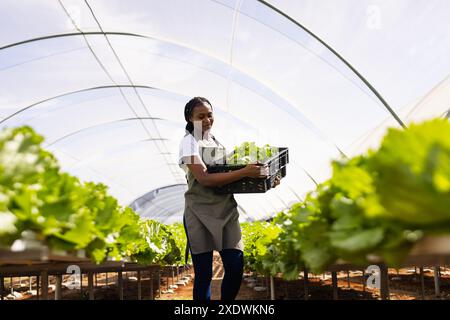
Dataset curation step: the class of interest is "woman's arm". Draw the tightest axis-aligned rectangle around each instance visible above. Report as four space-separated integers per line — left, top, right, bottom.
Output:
185 155 267 187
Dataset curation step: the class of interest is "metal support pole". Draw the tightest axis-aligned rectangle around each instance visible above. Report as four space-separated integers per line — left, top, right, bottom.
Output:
171 267 175 286
270 276 275 300
118 272 123 300
284 280 289 299
0 276 4 300
55 275 62 300
347 270 351 288
88 271 94 300
36 276 40 300
434 266 440 298
137 271 142 300
362 269 366 292
150 272 154 300
420 267 425 300
40 271 49 300
331 271 338 300
157 271 161 298
379 264 390 300
80 273 83 299
166 273 169 291
303 269 309 300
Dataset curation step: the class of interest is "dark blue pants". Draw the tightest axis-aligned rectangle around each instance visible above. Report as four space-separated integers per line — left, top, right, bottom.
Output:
191 249 244 301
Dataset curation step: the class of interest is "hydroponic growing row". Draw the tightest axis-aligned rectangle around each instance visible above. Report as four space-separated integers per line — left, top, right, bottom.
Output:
241 119 450 279
0 126 187 266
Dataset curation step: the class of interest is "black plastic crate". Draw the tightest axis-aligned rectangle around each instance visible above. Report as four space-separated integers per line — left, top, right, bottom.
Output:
206 147 289 194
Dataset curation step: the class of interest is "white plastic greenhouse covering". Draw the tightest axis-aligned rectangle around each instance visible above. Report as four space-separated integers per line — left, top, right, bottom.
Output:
0 0 449 223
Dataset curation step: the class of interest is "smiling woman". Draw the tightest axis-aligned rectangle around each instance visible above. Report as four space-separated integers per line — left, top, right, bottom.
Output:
178 96 273 301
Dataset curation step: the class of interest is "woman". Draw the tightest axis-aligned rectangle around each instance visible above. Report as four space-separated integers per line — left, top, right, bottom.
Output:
179 96 280 301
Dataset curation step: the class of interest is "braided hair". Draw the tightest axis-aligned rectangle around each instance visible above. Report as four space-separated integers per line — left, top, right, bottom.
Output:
184 97 213 134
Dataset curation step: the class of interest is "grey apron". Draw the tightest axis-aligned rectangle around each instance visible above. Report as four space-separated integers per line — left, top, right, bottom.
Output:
183 136 244 260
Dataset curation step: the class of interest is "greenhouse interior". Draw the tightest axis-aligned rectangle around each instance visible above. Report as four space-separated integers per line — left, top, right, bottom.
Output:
0 0 450 303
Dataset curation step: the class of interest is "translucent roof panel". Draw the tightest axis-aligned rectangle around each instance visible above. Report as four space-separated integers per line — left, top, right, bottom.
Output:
348 75 450 156
1 0 449 222
129 184 189 224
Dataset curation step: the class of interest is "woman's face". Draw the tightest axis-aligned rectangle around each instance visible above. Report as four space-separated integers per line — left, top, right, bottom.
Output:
190 103 214 132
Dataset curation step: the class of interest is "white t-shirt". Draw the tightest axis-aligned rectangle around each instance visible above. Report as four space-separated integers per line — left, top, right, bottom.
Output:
178 131 225 173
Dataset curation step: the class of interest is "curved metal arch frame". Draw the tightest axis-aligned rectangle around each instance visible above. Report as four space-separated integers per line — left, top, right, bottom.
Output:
44 117 166 148
255 0 406 129
63 138 177 172
0 31 144 51
0 85 161 125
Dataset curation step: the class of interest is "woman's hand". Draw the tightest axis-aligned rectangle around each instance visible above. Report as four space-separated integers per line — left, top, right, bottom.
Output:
273 176 281 188
242 163 268 178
